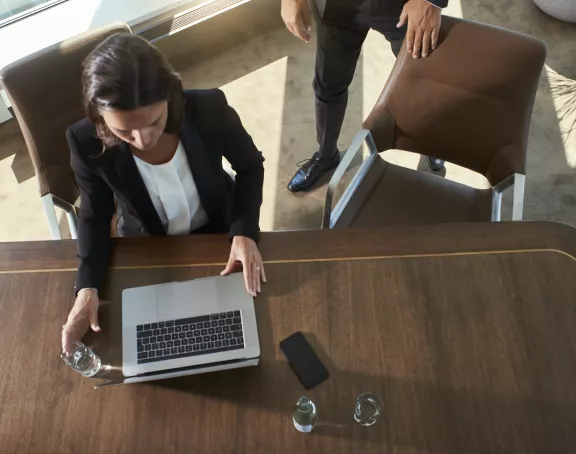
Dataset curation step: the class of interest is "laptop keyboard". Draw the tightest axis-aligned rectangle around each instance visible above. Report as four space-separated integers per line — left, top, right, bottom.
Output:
136 311 244 364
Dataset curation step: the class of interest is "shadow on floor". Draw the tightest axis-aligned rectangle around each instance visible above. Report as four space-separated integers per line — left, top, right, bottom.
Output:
460 0 576 223
273 32 366 231
263 1 576 229
3 0 576 239
0 117 35 183
178 24 371 231
460 0 576 79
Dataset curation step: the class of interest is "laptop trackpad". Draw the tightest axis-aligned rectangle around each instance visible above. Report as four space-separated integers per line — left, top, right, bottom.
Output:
156 278 219 321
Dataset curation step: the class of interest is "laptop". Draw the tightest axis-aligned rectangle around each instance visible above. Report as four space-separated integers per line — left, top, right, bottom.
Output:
118 273 260 384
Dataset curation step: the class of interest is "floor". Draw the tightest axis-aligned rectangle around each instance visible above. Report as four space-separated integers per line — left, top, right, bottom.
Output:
0 0 575 241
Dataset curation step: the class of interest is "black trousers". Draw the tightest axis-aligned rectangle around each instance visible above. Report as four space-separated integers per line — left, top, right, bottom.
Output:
313 0 407 159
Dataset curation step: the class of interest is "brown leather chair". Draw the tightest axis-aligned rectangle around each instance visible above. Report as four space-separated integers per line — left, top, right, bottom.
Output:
0 22 131 239
322 16 546 229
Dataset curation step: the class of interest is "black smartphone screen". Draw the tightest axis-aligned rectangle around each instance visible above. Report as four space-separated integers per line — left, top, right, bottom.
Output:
279 332 329 389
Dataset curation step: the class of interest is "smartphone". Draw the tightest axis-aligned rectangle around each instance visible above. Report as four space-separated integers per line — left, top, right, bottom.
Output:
279 332 329 389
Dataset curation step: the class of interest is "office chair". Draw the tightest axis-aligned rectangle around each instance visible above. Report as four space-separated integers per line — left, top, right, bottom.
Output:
0 22 131 239
323 16 546 229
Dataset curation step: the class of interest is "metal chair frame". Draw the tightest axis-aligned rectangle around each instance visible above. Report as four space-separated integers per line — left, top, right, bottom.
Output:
42 194 79 240
322 129 525 229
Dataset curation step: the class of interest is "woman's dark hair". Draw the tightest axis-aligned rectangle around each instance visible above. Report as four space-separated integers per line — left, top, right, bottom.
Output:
82 33 184 147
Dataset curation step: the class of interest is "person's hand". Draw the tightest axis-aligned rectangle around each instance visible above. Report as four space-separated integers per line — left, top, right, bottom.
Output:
221 236 266 296
61 289 101 350
281 0 312 43
397 0 442 59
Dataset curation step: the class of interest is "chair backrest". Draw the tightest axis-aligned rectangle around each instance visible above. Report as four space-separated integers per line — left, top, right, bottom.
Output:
363 16 546 186
0 22 131 205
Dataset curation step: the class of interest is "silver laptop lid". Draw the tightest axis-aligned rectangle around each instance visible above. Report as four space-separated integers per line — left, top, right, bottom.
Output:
122 273 260 377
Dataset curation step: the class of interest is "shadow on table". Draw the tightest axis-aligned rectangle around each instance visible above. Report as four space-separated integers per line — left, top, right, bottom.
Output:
87 262 325 381
87 263 576 452
151 332 576 453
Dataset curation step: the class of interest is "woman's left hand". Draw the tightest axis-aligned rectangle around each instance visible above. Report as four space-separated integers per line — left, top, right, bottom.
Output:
221 236 266 296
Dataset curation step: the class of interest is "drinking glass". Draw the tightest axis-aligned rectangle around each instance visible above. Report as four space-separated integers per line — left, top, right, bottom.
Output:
61 341 102 377
354 392 382 426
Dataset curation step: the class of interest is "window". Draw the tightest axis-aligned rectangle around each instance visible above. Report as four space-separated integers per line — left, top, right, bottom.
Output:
0 0 67 28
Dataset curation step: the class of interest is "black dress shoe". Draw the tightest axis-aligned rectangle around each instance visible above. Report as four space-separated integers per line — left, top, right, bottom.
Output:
287 152 340 193
427 156 445 172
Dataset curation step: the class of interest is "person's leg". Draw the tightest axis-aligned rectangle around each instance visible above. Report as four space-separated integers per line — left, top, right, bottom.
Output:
389 38 404 57
287 20 369 192
314 23 369 161
370 0 407 55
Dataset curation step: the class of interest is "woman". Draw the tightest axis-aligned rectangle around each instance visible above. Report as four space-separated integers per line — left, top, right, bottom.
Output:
62 34 266 349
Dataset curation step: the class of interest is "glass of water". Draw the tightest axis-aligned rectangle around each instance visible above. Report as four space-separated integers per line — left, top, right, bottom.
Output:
354 392 382 426
61 341 102 378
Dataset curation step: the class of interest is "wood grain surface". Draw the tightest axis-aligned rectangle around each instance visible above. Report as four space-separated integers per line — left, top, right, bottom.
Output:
1 222 576 453
1 221 575 273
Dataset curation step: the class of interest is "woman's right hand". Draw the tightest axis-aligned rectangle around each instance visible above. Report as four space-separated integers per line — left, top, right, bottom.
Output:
61 289 101 350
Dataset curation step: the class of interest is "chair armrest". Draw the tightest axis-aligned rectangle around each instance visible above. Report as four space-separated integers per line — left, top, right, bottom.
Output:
490 173 525 222
322 129 379 228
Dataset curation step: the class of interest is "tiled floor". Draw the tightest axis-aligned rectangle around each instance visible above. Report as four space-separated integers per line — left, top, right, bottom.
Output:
1 0 575 241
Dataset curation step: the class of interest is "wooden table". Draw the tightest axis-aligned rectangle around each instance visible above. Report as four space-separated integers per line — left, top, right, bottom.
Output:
1 221 576 453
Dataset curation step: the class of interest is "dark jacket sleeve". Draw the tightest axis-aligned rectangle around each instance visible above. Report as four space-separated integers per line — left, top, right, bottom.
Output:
426 0 448 8
68 126 115 293
216 90 264 242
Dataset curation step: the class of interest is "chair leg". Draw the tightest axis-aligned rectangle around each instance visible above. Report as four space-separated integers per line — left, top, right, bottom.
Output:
323 129 375 229
491 191 503 222
491 173 525 222
66 209 79 239
50 195 79 239
42 194 62 240
512 173 525 221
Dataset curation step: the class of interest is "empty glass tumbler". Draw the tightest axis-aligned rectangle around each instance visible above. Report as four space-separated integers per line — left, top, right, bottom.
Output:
61 341 102 377
354 392 382 426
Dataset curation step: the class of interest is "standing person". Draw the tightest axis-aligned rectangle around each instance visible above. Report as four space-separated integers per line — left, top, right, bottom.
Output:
284 0 448 192
62 34 266 349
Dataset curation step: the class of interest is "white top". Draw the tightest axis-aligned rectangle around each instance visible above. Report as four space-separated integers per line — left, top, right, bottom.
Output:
133 141 209 235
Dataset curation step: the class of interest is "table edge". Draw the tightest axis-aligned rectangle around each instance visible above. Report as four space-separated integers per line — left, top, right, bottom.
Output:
0 221 575 273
